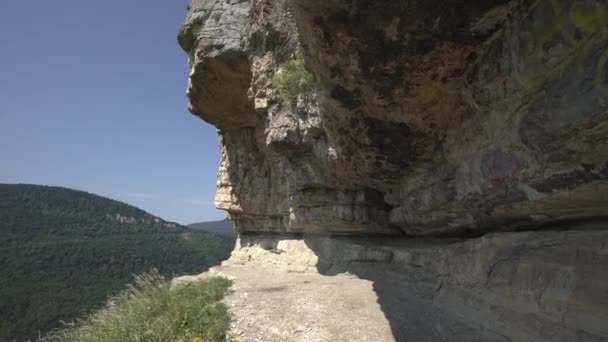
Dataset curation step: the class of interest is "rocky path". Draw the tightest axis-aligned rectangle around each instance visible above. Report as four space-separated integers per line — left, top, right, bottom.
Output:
198 263 394 342
172 227 608 342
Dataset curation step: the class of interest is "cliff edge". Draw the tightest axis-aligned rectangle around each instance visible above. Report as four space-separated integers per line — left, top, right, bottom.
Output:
178 0 608 340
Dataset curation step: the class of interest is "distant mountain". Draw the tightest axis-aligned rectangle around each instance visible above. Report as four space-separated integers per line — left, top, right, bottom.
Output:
188 219 236 237
0 184 234 342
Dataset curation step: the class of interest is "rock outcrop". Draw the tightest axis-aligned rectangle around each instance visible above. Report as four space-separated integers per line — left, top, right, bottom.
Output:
178 0 608 340
180 0 608 236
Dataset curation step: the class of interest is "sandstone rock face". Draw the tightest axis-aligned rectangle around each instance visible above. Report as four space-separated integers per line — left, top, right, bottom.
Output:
179 1 608 340
180 0 608 236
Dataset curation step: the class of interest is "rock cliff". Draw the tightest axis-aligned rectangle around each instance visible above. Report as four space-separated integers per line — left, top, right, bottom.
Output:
179 0 608 340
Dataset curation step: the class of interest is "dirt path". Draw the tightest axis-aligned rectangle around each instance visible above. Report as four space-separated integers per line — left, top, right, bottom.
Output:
209 263 394 342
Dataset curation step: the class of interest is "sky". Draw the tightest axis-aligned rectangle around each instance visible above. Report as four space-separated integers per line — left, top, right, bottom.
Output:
0 0 226 224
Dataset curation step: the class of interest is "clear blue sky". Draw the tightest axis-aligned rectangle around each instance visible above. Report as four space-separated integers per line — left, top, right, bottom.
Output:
0 0 226 224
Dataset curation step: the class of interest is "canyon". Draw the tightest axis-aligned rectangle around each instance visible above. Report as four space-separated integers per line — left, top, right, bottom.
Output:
178 0 608 340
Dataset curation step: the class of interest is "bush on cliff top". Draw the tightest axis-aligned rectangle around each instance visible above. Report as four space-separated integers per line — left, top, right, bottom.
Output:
41 271 232 342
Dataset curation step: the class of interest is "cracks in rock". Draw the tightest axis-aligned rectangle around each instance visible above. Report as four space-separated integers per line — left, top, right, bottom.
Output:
433 280 444 295
237 219 608 247
484 250 522 288
411 217 608 242
536 280 551 312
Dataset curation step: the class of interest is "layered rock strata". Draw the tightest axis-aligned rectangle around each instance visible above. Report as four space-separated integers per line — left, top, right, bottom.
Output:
180 0 608 236
178 0 608 340
229 222 608 341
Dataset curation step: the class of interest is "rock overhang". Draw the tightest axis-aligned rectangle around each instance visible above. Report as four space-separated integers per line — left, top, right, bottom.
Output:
180 0 608 236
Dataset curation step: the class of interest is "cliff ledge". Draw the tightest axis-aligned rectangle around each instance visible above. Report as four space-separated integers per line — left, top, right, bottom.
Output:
179 0 608 340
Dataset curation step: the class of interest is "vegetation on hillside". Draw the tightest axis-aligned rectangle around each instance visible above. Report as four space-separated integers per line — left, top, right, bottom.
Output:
0 184 234 341
42 271 232 342
188 219 236 238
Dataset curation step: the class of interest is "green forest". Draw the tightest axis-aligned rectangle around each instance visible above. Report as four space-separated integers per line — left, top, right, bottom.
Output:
188 219 236 237
0 184 235 341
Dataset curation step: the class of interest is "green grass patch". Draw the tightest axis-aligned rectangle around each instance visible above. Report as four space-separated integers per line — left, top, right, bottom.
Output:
41 270 233 342
273 53 314 104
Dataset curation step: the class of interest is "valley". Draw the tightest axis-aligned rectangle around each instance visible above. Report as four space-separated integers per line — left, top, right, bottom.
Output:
0 184 234 341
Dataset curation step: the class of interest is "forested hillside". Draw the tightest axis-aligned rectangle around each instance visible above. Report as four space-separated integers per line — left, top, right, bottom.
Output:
0 184 234 341
188 219 236 237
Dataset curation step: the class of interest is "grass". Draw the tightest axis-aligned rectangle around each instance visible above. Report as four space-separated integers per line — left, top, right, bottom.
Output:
273 53 314 104
41 270 233 342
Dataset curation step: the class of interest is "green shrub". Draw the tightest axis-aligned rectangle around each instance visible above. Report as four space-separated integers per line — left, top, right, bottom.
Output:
191 22 203 37
41 271 233 342
273 53 314 104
